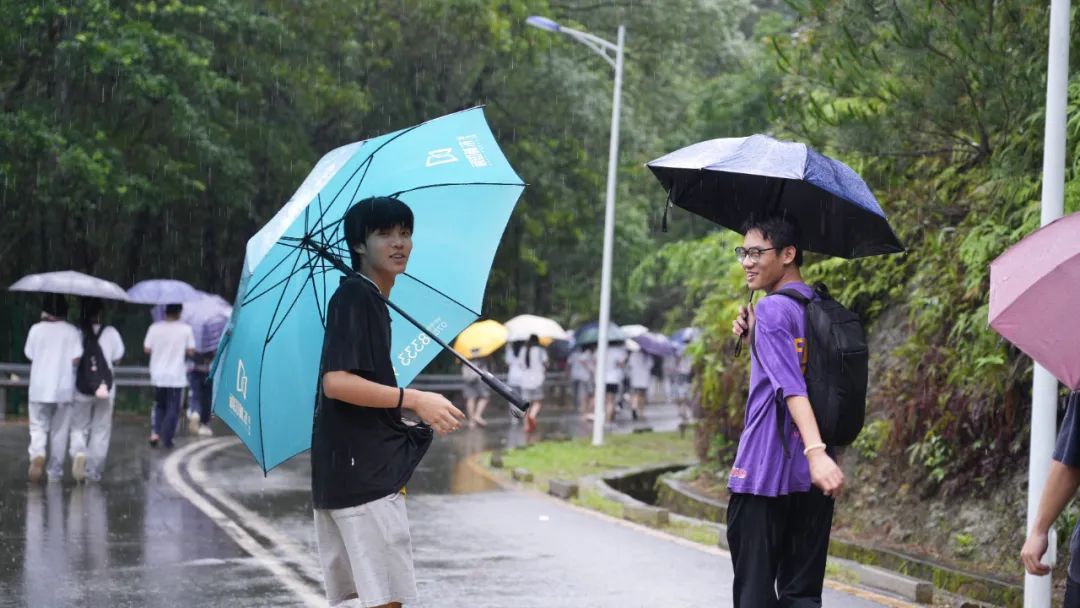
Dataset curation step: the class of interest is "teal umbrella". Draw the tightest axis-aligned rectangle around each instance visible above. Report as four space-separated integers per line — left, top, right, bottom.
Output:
211 108 526 472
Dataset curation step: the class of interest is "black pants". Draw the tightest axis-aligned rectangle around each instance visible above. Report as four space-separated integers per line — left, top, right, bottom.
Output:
187 371 213 424
152 387 183 448
1067 576 1080 608
726 488 835 607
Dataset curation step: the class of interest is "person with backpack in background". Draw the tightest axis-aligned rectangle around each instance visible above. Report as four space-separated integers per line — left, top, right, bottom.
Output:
70 297 125 482
143 303 195 448
727 215 864 607
23 294 83 482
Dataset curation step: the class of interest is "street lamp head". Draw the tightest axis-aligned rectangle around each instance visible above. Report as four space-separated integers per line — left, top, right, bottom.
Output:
525 16 561 32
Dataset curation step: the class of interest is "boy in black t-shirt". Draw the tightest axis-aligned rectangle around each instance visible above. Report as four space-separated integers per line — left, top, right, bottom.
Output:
312 196 465 608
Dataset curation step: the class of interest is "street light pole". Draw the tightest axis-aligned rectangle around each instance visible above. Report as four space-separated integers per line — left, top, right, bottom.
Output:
526 17 625 446
1025 1 1069 606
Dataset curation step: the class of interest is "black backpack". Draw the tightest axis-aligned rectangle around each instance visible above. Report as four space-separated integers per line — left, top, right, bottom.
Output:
76 326 114 396
753 283 868 449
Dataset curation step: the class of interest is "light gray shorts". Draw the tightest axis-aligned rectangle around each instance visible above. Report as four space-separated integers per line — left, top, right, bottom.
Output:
462 381 490 401
520 386 544 402
314 492 417 607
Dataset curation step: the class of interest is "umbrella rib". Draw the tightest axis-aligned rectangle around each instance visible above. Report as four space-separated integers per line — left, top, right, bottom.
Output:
261 233 318 344
241 252 336 307
241 244 311 306
266 246 331 344
400 272 481 318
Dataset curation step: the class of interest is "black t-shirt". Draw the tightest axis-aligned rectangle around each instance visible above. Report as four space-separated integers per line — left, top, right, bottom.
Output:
311 275 433 510
1053 392 1080 582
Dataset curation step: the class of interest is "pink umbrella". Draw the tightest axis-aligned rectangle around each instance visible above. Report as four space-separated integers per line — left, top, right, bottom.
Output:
989 211 1080 390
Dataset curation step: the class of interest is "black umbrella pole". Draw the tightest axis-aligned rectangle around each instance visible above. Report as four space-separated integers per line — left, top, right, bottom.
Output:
379 295 529 416
305 242 528 415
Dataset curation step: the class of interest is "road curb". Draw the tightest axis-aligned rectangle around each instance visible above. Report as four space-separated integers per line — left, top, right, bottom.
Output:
465 451 920 608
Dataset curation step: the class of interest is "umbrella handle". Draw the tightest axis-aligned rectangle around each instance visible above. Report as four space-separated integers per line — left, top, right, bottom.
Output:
378 291 529 416
731 289 756 357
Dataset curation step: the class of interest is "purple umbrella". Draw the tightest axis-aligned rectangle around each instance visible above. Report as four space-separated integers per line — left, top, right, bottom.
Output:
989 211 1080 390
127 279 200 305
633 332 678 358
669 327 701 346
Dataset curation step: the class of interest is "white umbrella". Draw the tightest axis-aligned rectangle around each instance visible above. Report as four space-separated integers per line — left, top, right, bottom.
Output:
620 324 649 338
9 271 129 301
505 314 569 343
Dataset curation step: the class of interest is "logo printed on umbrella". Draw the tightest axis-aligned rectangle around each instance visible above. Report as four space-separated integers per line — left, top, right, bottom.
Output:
457 135 488 168
425 148 459 167
236 359 249 399
228 359 252 435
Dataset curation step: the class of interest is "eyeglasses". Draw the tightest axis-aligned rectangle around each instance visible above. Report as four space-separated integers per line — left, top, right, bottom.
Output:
734 247 778 263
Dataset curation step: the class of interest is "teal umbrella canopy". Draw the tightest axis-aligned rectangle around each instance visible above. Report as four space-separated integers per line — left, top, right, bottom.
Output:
212 108 525 472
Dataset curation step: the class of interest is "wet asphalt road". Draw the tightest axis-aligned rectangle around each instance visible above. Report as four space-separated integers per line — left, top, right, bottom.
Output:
0 402 897 607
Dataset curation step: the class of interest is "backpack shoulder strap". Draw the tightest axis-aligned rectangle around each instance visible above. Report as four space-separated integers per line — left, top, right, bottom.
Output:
772 287 811 306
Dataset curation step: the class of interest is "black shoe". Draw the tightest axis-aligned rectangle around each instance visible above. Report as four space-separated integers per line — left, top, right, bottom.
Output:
148 436 159 448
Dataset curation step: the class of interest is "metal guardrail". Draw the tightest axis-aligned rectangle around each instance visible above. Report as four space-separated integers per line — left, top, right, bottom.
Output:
0 362 571 415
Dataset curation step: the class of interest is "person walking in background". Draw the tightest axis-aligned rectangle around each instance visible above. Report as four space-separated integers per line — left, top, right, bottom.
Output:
519 334 548 433
505 340 526 424
69 297 124 482
627 347 653 421
461 352 491 428
23 294 83 482
602 341 628 423
186 349 215 437
568 345 595 417
673 347 694 422
143 303 195 448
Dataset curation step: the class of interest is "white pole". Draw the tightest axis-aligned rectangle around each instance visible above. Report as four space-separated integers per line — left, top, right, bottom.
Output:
591 25 625 446
1025 1 1069 606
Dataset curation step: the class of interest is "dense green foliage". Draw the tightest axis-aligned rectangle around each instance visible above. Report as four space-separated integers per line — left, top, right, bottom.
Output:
0 0 746 354
2 0 1078 494
631 0 1080 493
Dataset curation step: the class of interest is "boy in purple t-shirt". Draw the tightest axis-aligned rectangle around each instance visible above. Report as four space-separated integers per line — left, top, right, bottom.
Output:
728 216 845 607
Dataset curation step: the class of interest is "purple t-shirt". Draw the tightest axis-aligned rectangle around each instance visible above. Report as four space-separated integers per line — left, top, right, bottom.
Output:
728 282 813 497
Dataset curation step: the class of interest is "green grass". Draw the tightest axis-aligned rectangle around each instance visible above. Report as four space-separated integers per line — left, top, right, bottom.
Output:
571 489 623 518
496 430 695 489
488 431 723 547
662 519 721 546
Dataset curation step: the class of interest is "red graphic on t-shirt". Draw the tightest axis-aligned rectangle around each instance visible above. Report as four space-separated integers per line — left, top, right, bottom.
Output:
730 467 748 479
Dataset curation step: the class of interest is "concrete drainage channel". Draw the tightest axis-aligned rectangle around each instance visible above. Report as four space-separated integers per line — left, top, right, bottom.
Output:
528 461 1019 607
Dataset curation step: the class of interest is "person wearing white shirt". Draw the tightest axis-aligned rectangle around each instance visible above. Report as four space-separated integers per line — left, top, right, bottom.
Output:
69 297 125 482
517 335 548 433
627 348 654 420
603 343 628 423
23 294 83 482
143 304 195 448
568 346 596 416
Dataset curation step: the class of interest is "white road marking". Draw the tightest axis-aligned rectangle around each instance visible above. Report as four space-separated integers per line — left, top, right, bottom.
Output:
162 439 324 607
187 438 324 583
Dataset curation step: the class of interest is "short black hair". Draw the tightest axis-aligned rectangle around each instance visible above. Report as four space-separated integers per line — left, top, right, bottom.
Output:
80 297 103 322
43 293 68 318
741 215 804 266
342 196 414 270
165 303 183 317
